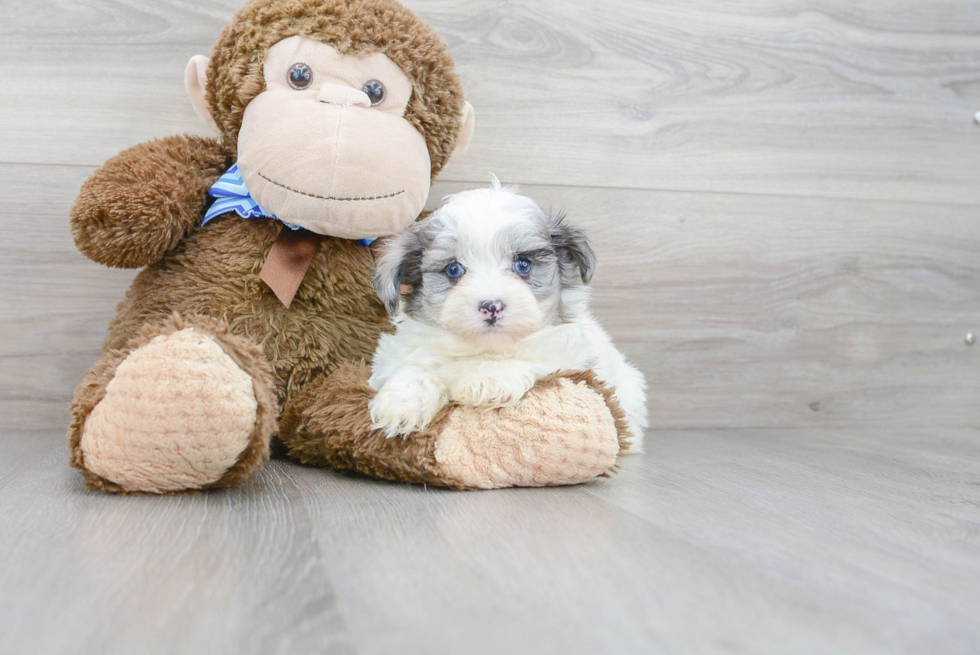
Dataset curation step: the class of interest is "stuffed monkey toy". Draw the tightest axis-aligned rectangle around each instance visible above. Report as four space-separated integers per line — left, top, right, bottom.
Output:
68 0 629 494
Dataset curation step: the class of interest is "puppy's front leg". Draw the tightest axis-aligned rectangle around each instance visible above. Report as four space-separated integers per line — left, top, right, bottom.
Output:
369 367 448 438
450 361 538 409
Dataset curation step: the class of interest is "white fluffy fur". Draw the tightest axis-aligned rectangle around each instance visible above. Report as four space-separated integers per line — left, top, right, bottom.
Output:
369 183 648 452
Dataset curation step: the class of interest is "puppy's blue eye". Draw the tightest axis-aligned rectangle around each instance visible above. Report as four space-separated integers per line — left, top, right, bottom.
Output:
513 258 532 276
445 262 465 279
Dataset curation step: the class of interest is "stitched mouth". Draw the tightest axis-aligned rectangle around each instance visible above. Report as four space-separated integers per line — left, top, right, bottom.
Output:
258 172 405 202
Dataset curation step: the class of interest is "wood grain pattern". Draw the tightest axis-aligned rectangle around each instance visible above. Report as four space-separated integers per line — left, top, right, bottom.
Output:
0 435 354 655
1 1 979 652
1 429 977 654
427 182 980 429
4 164 975 432
1 1 979 203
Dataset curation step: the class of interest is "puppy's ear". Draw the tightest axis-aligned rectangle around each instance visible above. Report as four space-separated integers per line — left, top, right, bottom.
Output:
549 210 596 284
372 224 427 314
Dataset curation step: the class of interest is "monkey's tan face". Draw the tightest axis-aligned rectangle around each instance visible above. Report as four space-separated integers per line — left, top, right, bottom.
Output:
236 36 431 238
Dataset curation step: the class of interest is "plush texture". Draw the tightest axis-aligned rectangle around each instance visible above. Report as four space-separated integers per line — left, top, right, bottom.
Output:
80 328 258 492
71 136 228 269
206 0 467 176
233 35 434 237
430 374 625 489
69 314 277 494
67 0 628 494
279 367 628 490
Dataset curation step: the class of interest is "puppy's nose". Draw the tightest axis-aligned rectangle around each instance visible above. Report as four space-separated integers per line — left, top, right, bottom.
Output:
479 300 505 319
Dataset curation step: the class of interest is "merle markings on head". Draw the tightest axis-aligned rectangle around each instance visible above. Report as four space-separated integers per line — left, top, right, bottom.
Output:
372 178 596 345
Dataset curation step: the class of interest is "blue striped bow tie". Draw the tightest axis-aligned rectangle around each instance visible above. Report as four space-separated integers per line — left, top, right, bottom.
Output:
203 164 376 247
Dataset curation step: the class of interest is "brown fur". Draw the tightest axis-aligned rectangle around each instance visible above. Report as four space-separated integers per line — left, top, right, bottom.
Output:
207 0 466 178
68 313 278 493
279 366 630 490
279 363 449 486
98 215 389 409
71 136 229 269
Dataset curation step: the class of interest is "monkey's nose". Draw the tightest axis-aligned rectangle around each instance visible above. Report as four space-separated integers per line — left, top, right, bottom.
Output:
479 300 505 319
317 83 371 108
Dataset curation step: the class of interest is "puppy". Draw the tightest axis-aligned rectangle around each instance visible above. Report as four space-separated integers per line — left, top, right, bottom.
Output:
368 180 648 452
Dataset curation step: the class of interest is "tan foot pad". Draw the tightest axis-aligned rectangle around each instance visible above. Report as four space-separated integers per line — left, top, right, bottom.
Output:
80 328 258 493
433 377 621 489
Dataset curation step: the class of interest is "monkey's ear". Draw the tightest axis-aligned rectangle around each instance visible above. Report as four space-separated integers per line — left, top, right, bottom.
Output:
184 55 219 133
446 101 475 165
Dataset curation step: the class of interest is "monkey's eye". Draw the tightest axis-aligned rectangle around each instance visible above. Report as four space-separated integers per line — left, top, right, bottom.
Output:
445 262 465 279
287 63 313 90
362 80 385 106
513 258 532 276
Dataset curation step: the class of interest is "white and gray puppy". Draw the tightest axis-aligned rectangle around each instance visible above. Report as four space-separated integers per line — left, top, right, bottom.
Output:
368 180 648 451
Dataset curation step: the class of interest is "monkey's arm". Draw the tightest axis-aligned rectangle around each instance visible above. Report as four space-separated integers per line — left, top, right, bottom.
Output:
71 135 228 268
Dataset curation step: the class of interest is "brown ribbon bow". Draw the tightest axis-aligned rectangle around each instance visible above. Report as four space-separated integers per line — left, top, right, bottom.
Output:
259 227 325 308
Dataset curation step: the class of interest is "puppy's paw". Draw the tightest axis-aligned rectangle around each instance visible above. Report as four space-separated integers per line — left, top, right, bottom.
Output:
369 377 446 438
451 369 536 409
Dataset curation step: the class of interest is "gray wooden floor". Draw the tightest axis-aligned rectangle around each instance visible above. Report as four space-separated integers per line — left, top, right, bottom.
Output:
2 427 979 654
1 0 979 653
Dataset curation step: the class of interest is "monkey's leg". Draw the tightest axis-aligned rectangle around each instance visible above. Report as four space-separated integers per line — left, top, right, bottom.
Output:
279 364 629 490
68 314 277 494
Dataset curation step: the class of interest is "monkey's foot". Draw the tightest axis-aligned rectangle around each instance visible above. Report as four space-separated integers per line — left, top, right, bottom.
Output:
69 315 276 494
430 373 623 488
